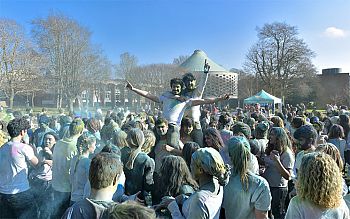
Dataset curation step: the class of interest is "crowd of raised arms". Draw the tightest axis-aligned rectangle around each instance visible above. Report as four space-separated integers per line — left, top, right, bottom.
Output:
0 73 350 219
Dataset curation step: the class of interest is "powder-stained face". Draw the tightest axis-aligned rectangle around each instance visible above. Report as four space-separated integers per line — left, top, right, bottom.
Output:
183 125 193 135
171 84 182 95
185 79 196 91
204 135 213 147
295 137 308 150
156 122 168 136
44 134 56 149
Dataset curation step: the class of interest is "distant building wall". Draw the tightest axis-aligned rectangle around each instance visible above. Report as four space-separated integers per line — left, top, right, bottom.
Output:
317 69 350 106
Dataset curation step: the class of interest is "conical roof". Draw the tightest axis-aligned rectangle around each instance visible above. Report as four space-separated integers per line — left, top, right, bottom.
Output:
180 50 227 72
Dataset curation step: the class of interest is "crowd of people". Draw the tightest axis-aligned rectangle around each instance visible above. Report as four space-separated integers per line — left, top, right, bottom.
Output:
0 71 350 219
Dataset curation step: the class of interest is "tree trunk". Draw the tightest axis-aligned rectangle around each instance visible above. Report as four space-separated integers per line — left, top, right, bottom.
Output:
69 98 74 113
9 88 15 109
31 92 35 108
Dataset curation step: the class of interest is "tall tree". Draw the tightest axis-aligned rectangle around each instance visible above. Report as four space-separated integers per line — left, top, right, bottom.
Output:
244 22 317 99
115 52 138 79
0 19 45 108
173 55 189 66
32 13 110 111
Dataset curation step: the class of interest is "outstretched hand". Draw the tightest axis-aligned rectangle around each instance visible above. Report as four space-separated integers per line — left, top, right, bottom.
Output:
125 80 133 90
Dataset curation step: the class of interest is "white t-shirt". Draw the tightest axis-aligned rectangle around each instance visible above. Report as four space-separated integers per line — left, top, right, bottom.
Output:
0 141 35 194
168 187 224 219
285 196 349 219
263 148 294 187
159 92 192 127
223 172 271 219
29 147 52 181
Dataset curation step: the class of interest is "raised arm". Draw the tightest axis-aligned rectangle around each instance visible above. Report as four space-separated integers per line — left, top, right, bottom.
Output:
126 81 160 103
195 72 209 98
195 59 210 98
191 94 230 106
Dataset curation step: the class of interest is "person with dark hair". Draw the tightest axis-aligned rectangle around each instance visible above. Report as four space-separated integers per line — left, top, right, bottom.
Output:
158 147 230 218
182 66 210 148
59 115 73 139
0 119 9 147
152 117 171 173
223 136 271 219
153 155 198 207
101 116 120 144
31 115 55 147
52 118 85 218
180 117 194 145
219 114 234 147
200 109 211 130
252 121 270 159
182 141 200 168
339 114 350 164
322 116 333 135
126 79 229 149
0 118 40 218
232 122 252 139
327 124 347 162
29 131 58 219
290 117 305 137
293 125 317 176
121 128 154 202
263 127 294 219
62 153 124 219
203 128 229 164
100 116 112 143
101 143 122 158
85 118 104 154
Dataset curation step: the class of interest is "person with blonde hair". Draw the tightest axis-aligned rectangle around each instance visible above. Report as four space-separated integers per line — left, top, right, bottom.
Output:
158 147 230 219
107 201 156 219
142 130 156 155
316 143 348 196
121 128 155 199
270 116 284 128
223 136 271 219
285 152 349 218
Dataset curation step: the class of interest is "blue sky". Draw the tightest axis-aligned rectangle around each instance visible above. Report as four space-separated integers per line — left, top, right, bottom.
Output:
1 0 350 73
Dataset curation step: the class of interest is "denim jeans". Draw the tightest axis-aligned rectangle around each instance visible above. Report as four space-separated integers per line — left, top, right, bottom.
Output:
0 189 38 219
52 190 71 219
270 187 288 219
30 179 54 219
